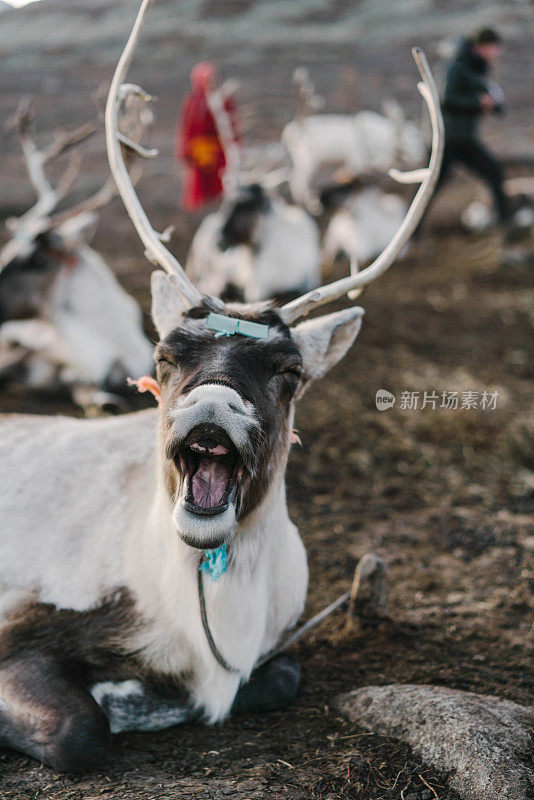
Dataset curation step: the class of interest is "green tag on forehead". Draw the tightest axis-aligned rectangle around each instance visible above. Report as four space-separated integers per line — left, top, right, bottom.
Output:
236 319 270 339
206 313 238 336
206 312 269 340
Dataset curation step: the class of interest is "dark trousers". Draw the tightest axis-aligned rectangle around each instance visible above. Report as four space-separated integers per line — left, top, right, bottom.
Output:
437 138 509 222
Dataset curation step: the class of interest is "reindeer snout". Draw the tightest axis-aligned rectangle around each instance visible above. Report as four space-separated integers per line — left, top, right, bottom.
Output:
170 383 258 469
177 383 250 416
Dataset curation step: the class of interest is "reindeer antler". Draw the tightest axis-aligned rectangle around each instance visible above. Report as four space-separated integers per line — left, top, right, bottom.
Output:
6 96 99 234
280 48 444 324
105 0 202 307
47 177 117 229
293 67 324 121
50 85 158 230
41 121 99 164
206 87 240 199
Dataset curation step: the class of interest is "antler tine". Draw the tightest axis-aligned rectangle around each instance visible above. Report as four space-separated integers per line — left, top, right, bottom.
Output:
293 67 323 121
206 88 240 199
43 166 143 236
42 120 98 164
117 84 159 158
14 102 59 221
105 0 202 307
47 176 117 229
54 150 84 201
4 95 34 136
7 95 99 231
280 47 444 324
45 88 153 237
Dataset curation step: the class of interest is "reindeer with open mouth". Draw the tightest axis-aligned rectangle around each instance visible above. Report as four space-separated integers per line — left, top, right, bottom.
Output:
0 0 443 774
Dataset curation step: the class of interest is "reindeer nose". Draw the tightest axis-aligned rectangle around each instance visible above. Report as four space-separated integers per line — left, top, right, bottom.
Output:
170 383 258 465
180 383 249 417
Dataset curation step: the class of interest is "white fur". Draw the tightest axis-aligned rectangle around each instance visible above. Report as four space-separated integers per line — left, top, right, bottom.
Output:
0 242 153 391
282 111 424 208
90 679 194 733
186 197 321 302
322 188 408 269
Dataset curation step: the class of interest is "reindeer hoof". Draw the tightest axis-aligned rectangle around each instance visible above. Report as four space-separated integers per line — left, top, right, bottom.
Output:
231 655 301 715
46 709 111 774
349 552 390 623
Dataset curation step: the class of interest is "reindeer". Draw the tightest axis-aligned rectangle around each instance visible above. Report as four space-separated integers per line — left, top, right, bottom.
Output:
0 0 443 774
0 98 153 411
321 185 408 271
282 69 425 211
185 79 321 303
186 181 321 302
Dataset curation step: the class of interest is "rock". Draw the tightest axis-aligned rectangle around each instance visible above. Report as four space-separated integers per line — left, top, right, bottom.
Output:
349 553 390 621
336 684 534 800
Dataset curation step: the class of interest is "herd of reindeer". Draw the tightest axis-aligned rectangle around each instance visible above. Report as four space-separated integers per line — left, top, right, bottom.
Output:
0 16 434 415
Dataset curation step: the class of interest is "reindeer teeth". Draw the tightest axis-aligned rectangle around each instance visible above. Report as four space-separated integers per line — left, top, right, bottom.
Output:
190 442 229 456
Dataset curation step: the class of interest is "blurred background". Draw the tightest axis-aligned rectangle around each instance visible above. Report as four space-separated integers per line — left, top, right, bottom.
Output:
1 0 534 266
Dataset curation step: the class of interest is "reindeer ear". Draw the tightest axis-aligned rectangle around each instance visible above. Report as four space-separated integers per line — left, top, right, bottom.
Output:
151 271 190 339
291 307 364 395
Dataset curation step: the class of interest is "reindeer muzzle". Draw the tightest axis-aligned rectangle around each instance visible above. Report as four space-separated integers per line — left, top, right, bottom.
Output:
178 423 242 517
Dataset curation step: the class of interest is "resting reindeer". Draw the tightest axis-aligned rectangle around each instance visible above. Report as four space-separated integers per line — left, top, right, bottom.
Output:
0 99 153 410
321 185 408 271
282 69 425 210
0 0 443 774
186 182 321 302
185 73 320 302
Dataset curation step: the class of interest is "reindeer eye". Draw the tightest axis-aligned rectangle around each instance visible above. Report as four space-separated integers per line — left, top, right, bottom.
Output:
156 357 178 381
278 365 302 379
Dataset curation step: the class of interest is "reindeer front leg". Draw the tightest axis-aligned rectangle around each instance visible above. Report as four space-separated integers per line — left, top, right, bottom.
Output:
90 656 299 732
0 651 110 773
289 151 314 210
90 679 198 733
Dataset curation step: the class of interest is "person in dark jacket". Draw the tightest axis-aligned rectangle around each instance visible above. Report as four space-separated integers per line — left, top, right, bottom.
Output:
438 28 509 224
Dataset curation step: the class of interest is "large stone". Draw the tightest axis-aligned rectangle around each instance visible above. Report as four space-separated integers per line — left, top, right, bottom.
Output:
336 684 534 800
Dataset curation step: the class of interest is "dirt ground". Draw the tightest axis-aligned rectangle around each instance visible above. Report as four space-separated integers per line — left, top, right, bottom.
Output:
1 2 533 797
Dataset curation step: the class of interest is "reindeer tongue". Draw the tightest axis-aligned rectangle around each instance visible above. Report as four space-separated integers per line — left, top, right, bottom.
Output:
191 458 231 508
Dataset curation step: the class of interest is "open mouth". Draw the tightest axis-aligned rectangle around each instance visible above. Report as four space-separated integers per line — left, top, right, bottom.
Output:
177 424 242 517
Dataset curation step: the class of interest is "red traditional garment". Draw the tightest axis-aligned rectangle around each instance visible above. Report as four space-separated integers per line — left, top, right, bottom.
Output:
176 63 240 211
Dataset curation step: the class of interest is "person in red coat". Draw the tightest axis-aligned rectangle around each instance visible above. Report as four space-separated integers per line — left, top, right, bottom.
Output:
176 62 240 211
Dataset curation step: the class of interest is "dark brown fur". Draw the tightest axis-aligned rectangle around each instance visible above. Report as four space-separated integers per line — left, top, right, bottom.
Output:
0 232 66 324
0 589 142 685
